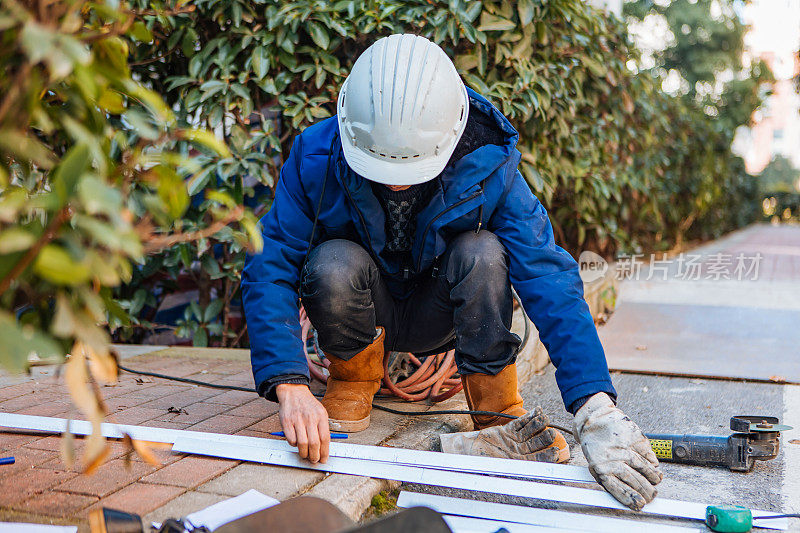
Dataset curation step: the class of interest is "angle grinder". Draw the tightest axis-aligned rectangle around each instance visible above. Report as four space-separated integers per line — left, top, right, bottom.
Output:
645 416 791 472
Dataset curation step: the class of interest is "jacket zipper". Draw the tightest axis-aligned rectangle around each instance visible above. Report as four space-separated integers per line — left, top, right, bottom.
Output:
342 182 379 263
416 190 483 273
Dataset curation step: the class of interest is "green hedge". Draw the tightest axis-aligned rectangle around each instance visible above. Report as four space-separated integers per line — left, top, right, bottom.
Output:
0 1 258 375
113 0 760 346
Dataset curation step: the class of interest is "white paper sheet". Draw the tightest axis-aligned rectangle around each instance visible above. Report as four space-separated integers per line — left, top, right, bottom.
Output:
0 524 76 533
183 490 279 531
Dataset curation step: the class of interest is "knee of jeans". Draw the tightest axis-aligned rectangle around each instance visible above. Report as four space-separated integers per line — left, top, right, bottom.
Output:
448 231 508 276
301 239 372 298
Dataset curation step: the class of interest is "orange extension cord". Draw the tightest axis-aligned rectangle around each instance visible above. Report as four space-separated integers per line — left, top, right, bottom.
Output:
300 306 463 403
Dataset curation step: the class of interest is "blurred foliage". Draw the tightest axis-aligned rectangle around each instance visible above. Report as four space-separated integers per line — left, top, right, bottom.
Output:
0 0 261 463
113 0 768 349
625 0 770 245
626 0 772 132
758 156 800 194
2 0 768 353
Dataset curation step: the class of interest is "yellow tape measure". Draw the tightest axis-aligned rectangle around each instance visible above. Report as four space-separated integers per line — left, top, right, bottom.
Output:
649 438 673 459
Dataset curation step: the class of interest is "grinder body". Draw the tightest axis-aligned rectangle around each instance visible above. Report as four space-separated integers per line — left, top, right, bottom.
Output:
645 416 787 472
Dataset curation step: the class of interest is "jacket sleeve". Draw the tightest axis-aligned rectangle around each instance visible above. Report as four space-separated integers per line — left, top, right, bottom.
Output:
242 136 315 394
488 169 616 411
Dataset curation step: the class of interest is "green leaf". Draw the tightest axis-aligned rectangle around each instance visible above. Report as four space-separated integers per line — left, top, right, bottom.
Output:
78 176 123 215
203 299 224 322
251 46 270 79
307 21 330 49
152 165 190 220
97 88 126 114
33 245 91 286
179 129 233 158
0 312 62 372
52 144 90 205
518 0 535 26
477 13 516 32
0 228 36 254
130 21 154 43
193 327 208 347
0 130 57 169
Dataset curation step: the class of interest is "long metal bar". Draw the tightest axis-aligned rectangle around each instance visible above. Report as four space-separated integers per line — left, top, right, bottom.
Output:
0 413 594 483
1 413 787 530
171 436 788 530
397 491 697 533
441 514 583 533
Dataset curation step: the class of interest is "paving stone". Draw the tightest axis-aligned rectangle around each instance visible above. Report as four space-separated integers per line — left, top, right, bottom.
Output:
223 399 277 419
37 441 134 473
204 390 259 405
111 384 193 400
0 432 49 451
154 401 229 425
142 490 230 527
13 489 98 517
243 414 282 434
110 406 169 425
103 395 152 412
0 382 37 401
141 456 237 488
55 458 156 498
24 436 64 452
138 419 192 430
143 387 226 410
13 401 73 417
197 463 324 500
186 414 259 435
87 482 185 517
0 447 59 479
0 393 62 412
0 467 77 506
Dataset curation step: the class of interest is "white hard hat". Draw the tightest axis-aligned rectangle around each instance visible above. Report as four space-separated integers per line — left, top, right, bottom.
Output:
337 34 469 186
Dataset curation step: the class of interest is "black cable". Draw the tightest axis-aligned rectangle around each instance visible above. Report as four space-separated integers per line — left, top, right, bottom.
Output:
118 365 255 392
118 363 515 418
753 514 800 520
117 363 575 435
512 290 530 354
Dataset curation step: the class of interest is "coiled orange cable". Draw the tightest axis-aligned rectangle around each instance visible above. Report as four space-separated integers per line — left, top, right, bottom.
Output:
300 306 462 403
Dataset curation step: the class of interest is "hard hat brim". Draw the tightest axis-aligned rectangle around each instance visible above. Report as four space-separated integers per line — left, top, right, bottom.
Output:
340 132 451 186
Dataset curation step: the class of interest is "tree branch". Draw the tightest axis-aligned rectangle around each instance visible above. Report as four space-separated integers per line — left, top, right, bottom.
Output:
140 206 244 255
0 206 71 295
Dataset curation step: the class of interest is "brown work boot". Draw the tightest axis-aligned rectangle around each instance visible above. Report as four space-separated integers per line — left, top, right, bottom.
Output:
322 328 385 433
462 364 570 463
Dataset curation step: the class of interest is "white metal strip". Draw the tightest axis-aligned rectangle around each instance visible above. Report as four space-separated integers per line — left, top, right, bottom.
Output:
2 413 786 530
171 436 788 530
397 491 697 533
442 514 582 533
0 413 594 483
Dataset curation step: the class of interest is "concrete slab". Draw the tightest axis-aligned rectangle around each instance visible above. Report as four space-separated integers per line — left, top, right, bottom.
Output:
196 463 325 500
404 368 796 531
600 302 800 382
602 224 800 382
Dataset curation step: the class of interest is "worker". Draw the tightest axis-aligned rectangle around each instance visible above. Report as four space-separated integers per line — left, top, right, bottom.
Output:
242 34 662 511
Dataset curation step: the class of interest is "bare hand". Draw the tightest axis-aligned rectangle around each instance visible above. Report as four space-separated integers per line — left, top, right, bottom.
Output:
276 384 330 463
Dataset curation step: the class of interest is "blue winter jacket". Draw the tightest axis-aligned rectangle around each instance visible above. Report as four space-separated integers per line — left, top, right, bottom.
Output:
241 89 616 411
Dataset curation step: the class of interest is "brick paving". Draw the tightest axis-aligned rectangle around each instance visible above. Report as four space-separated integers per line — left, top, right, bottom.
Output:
0 349 290 526
0 345 470 528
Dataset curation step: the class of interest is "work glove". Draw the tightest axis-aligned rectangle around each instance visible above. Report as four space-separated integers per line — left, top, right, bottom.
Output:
439 407 566 462
573 392 663 510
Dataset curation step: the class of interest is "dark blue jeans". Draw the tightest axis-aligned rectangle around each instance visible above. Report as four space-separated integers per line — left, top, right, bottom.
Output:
299 231 521 376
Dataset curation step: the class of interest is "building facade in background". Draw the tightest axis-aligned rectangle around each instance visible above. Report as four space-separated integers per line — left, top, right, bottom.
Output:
740 0 800 174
